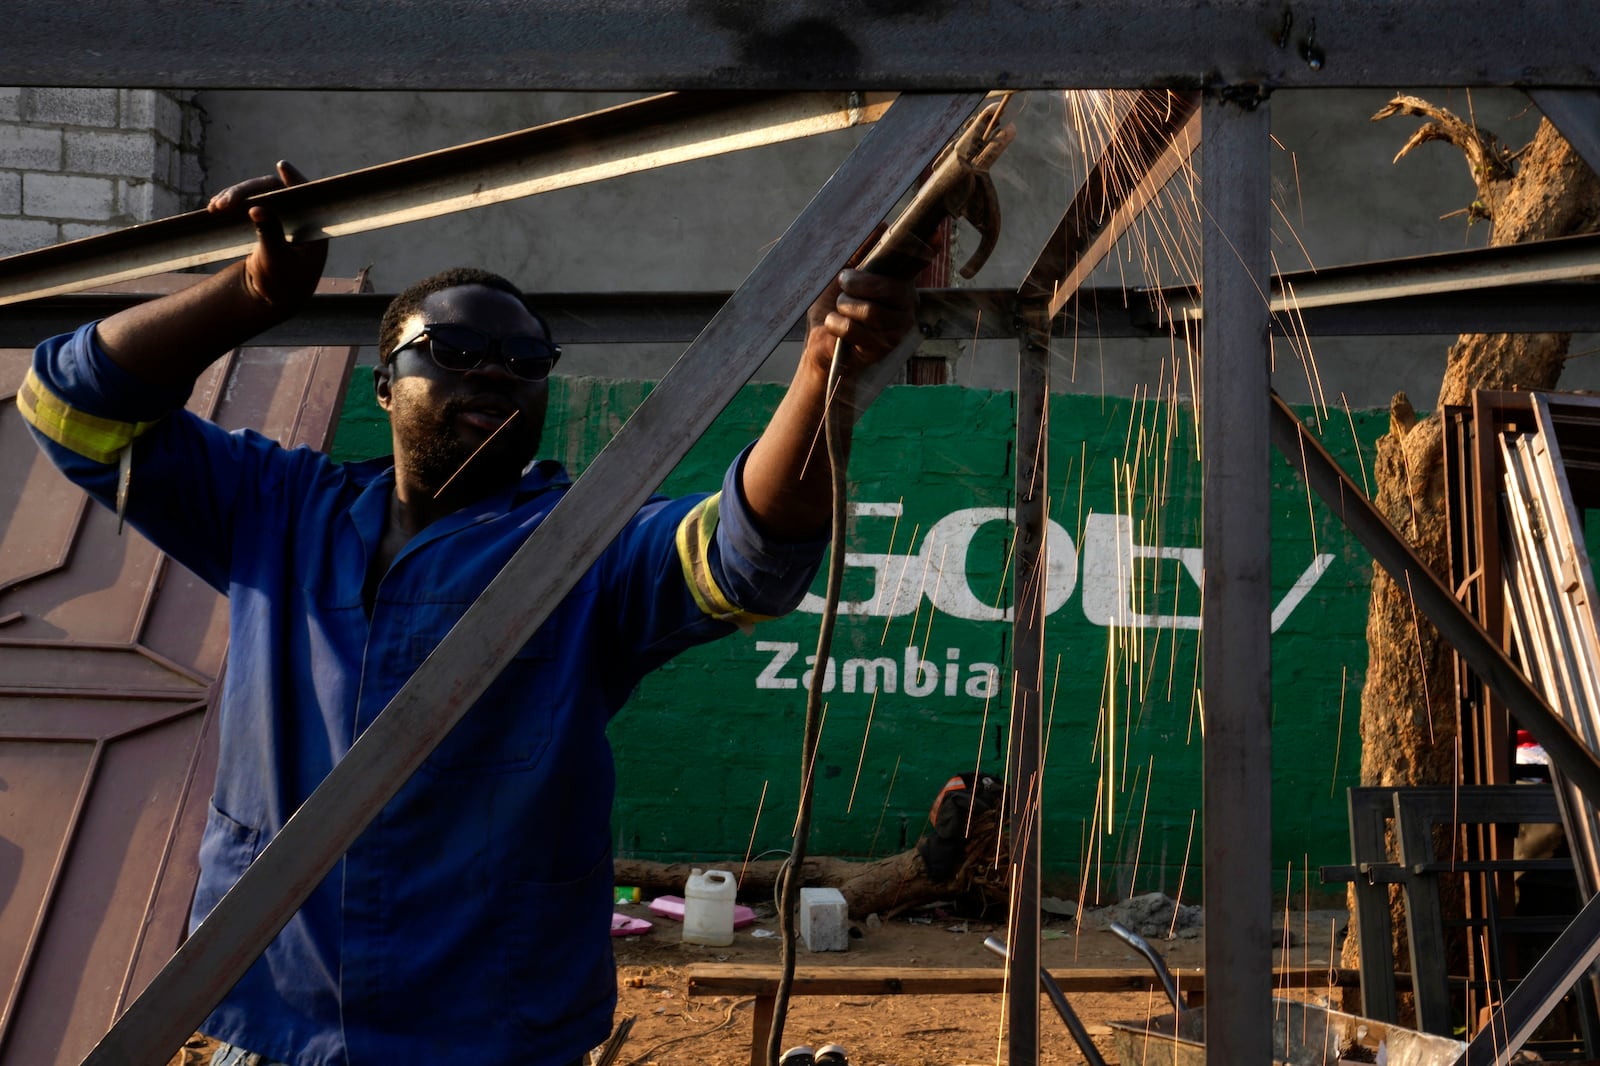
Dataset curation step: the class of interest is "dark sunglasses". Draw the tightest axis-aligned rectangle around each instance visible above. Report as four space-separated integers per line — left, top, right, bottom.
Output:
387 323 562 382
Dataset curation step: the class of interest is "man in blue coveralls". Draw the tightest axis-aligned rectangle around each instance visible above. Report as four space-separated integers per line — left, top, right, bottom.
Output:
22 163 925 1066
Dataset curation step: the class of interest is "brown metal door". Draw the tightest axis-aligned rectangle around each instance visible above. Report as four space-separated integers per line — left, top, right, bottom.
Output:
0 275 362 1066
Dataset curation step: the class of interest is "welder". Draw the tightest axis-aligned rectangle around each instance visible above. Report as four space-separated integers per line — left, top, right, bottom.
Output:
21 161 926 1066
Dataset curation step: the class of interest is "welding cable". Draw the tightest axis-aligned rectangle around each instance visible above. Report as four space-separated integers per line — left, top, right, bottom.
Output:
766 336 854 1066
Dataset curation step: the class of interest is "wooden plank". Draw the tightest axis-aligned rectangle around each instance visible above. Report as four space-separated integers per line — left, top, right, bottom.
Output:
684 964 1360 998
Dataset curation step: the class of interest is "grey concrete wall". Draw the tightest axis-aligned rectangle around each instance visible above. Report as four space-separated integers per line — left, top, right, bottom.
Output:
0 88 203 254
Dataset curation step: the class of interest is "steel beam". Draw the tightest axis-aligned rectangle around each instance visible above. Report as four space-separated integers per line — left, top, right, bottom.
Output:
77 91 985 1066
0 91 895 306
1200 91 1275 1066
1164 232 1600 320
12 279 1600 352
1269 395 1600 805
1528 91 1600 179
1019 91 1201 318
1006 302 1051 1065
4 2 1599 90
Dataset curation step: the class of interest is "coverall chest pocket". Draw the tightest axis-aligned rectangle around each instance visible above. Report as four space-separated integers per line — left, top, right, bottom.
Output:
414 628 561 776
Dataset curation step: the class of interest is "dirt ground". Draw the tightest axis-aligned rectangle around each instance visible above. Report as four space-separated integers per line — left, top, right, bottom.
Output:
607 901 1348 1066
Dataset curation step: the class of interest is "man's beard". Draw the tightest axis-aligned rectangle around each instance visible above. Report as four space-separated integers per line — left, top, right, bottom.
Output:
397 398 538 499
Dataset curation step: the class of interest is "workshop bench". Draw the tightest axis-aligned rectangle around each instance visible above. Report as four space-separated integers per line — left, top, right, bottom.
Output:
685 963 1361 1066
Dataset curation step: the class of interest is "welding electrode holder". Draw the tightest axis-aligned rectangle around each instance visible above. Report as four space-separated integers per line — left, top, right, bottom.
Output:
858 96 1015 281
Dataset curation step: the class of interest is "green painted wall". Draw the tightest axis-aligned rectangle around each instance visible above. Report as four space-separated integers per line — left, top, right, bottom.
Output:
332 377 1386 901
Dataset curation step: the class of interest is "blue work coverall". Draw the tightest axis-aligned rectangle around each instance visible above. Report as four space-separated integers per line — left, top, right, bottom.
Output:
22 323 822 1065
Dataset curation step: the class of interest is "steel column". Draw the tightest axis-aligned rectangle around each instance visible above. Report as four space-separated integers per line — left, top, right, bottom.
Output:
77 91 985 1066
4 2 1599 90
1006 301 1051 1064
1199 90 1275 1066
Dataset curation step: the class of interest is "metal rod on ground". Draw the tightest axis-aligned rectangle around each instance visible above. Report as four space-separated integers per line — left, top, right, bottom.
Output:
0 91 896 306
1107 922 1185 1016
1199 89 1275 1066
983 937 1109 1066
76 91 985 1066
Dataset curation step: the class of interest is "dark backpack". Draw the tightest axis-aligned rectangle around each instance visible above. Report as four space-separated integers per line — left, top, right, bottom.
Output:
918 771 1004 882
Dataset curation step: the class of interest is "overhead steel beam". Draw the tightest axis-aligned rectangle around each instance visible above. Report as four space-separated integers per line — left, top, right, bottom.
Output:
78 91 985 1066
0 90 895 306
1165 231 1600 320
1200 91 1275 1066
1019 91 1201 318
5 1 1599 90
1528 90 1600 179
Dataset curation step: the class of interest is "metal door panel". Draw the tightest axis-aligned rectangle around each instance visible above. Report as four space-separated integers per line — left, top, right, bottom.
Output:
0 274 361 1066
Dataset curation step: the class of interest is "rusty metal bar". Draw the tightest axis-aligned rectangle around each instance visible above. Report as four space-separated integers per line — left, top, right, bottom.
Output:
0 91 895 307
78 91 985 1066
4 1 1599 90
1269 395 1600 804
1018 90 1200 318
1200 90 1275 1066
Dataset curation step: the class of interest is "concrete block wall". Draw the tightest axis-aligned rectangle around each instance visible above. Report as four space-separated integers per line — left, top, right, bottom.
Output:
0 87 203 256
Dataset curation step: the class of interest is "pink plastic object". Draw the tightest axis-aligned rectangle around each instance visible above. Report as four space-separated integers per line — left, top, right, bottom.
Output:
648 895 756 929
610 913 652 937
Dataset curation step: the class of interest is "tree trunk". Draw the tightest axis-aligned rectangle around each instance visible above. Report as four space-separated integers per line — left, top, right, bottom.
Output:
615 813 1010 921
1348 100 1600 978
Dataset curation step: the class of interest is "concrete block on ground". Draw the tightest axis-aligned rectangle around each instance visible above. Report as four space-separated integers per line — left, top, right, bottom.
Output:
0 88 22 122
0 172 19 215
799 887 848 952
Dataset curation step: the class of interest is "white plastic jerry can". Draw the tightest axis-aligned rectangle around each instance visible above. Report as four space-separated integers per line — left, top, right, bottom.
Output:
682 868 736 946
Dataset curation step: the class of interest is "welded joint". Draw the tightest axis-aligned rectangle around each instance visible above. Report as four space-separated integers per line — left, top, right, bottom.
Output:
1212 82 1273 112
1013 296 1052 355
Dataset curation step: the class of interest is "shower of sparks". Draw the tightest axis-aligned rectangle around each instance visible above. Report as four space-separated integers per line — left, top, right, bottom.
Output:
737 780 769 890
845 689 879 814
866 755 901 859
878 522 920 646
1166 808 1197 939
1330 665 1348 797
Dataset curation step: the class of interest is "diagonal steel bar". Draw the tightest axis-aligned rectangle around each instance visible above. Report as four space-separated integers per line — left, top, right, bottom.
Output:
0 91 895 307
1018 90 1200 318
1527 90 1600 180
78 91 985 1066
1269 394 1600 803
1456 891 1600 1065
5 1 1600 90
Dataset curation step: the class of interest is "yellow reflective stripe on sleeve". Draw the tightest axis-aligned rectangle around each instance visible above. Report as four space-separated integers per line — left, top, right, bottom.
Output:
16 366 160 465
675 492 774 628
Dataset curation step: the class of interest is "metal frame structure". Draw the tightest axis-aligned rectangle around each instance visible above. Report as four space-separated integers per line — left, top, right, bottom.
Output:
5 4 1600 1064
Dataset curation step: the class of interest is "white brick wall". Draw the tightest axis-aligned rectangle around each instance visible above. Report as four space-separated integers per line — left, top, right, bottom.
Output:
0 87 203 256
